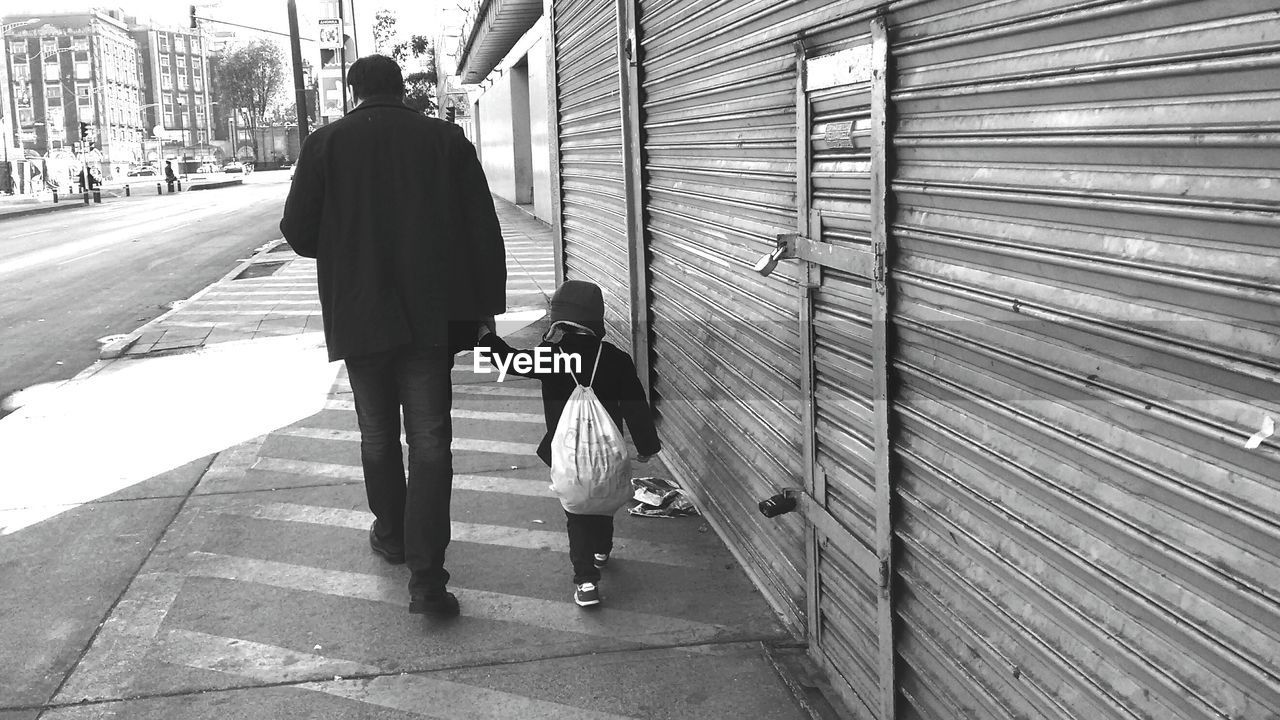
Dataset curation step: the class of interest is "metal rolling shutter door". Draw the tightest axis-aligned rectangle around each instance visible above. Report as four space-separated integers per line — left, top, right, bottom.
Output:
885 1 1280 718
553 0 632 341
637 0 862 626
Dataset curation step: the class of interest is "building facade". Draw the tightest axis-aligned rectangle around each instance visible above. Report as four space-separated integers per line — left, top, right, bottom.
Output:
130 22 213 165
3 11 146 177
458 1 1280 718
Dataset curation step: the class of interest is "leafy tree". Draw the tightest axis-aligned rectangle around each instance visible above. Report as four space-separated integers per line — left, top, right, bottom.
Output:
210 40 286 136
404 71 437 114
391 34 433 65
368 9 436 114
373 9 397 55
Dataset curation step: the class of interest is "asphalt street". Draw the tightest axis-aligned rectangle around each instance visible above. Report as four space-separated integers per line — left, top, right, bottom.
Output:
0 173 290 416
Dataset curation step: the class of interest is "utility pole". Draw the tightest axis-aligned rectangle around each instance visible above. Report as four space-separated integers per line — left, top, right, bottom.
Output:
287 0 310 143
337 0 348 113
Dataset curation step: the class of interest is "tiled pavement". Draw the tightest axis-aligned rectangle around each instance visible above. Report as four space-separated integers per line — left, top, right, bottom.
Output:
30 197 822 719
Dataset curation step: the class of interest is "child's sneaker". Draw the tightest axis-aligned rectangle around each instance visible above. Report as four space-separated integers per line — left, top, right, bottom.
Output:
593 553 610 568
574 582 600 607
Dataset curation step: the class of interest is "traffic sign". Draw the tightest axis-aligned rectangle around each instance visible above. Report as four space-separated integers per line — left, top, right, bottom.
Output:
318 18 343 49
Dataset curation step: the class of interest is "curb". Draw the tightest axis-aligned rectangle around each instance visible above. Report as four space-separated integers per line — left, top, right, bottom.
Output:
98 237 292 360
186 178 244 191
0 201 87 222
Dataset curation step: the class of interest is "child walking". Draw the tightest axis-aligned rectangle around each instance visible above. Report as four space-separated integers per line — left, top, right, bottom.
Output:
479 280 661 606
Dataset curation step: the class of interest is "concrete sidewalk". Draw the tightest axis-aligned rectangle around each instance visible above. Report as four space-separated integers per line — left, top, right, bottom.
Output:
2 197 830 719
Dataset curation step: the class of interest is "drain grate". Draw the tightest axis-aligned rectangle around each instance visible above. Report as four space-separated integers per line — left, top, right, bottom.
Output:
233 260 287 280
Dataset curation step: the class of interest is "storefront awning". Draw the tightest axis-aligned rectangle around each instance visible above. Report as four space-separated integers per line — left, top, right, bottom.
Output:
454 0 542 84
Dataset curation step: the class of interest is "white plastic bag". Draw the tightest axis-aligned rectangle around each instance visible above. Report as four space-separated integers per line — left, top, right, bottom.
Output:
549 347 632 515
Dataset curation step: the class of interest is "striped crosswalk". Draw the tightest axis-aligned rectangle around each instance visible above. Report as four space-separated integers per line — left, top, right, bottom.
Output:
35 208 807 720
50 363 741 717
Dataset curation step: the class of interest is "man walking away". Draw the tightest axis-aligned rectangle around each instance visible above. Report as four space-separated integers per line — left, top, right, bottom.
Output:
164 161 176 192
280 54 507 617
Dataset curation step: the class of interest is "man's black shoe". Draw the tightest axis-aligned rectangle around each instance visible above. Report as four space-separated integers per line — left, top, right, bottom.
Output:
409 590 460 617
368 522 405 564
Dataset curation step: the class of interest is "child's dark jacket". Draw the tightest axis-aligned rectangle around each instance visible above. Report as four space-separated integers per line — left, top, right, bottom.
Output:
480 332 661 466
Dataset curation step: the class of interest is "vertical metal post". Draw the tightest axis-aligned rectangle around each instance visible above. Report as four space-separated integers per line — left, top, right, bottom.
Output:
793 38 823 658
869 15 897 720
617 0 651 397
348 0 359 57
338 0 349 113
544 0 566 288
287 0 310 143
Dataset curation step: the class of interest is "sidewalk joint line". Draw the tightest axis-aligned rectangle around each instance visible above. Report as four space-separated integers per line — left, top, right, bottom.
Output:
5 636 787 714
35 453 220 711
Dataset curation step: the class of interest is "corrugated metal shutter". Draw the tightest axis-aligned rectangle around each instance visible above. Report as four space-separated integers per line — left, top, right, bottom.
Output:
637 0 866 629
794 21 894 720
551 0 632 342
885 1 1280 718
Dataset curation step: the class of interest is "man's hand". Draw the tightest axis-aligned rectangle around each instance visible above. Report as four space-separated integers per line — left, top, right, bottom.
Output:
635 453 655 463
477 316 496 341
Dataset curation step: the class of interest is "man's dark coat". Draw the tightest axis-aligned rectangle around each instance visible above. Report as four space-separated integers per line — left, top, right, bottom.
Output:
280 96 506 361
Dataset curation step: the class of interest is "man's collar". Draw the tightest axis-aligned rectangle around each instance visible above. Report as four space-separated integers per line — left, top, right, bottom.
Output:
351 95 412 113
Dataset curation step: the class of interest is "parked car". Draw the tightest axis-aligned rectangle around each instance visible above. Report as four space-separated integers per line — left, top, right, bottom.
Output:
222 162 244 174
126 167 159 177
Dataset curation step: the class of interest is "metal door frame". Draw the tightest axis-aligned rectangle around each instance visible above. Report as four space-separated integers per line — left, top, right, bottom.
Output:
791 15 896 720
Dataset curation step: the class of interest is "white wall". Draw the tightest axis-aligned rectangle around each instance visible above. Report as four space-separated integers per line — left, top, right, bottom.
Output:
471 18 551 216
527 36 551 223
477 74 517 203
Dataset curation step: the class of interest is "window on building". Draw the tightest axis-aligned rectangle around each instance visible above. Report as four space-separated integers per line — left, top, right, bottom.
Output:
41 38 57 53
163 111 174 126
12 63 30 82
75 61 90 80
159 34 169 51
193 77 203 92
73 37 89 51
159 53 169 68
43 61 60 80
18 107 34 126
45 85 62 106
176 56 186 71
178 75 189 91
77 84 92 106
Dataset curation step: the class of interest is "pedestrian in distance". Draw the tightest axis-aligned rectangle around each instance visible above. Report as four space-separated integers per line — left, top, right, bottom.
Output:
478 280 661 607
164 161 176 193
280 54 506 617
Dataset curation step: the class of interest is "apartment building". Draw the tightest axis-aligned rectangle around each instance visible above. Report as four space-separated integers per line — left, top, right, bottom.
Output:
2 10 145 175
130 22 212 165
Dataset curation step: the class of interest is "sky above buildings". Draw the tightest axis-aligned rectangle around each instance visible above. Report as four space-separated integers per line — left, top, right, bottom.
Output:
2 1 462 54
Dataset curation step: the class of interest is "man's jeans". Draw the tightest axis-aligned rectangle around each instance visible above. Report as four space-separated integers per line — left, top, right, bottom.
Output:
346 345 454 594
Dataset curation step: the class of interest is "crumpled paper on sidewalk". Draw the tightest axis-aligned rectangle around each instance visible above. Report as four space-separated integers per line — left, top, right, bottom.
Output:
628 476 700 518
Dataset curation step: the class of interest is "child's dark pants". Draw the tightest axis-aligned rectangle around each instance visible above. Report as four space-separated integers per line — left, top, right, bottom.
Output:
565 511 614 584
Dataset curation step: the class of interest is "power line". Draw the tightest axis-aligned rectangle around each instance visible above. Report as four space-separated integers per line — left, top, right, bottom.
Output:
193 15 316 43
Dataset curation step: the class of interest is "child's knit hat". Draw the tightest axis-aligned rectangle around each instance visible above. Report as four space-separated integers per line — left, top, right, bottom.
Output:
547 280 606 338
